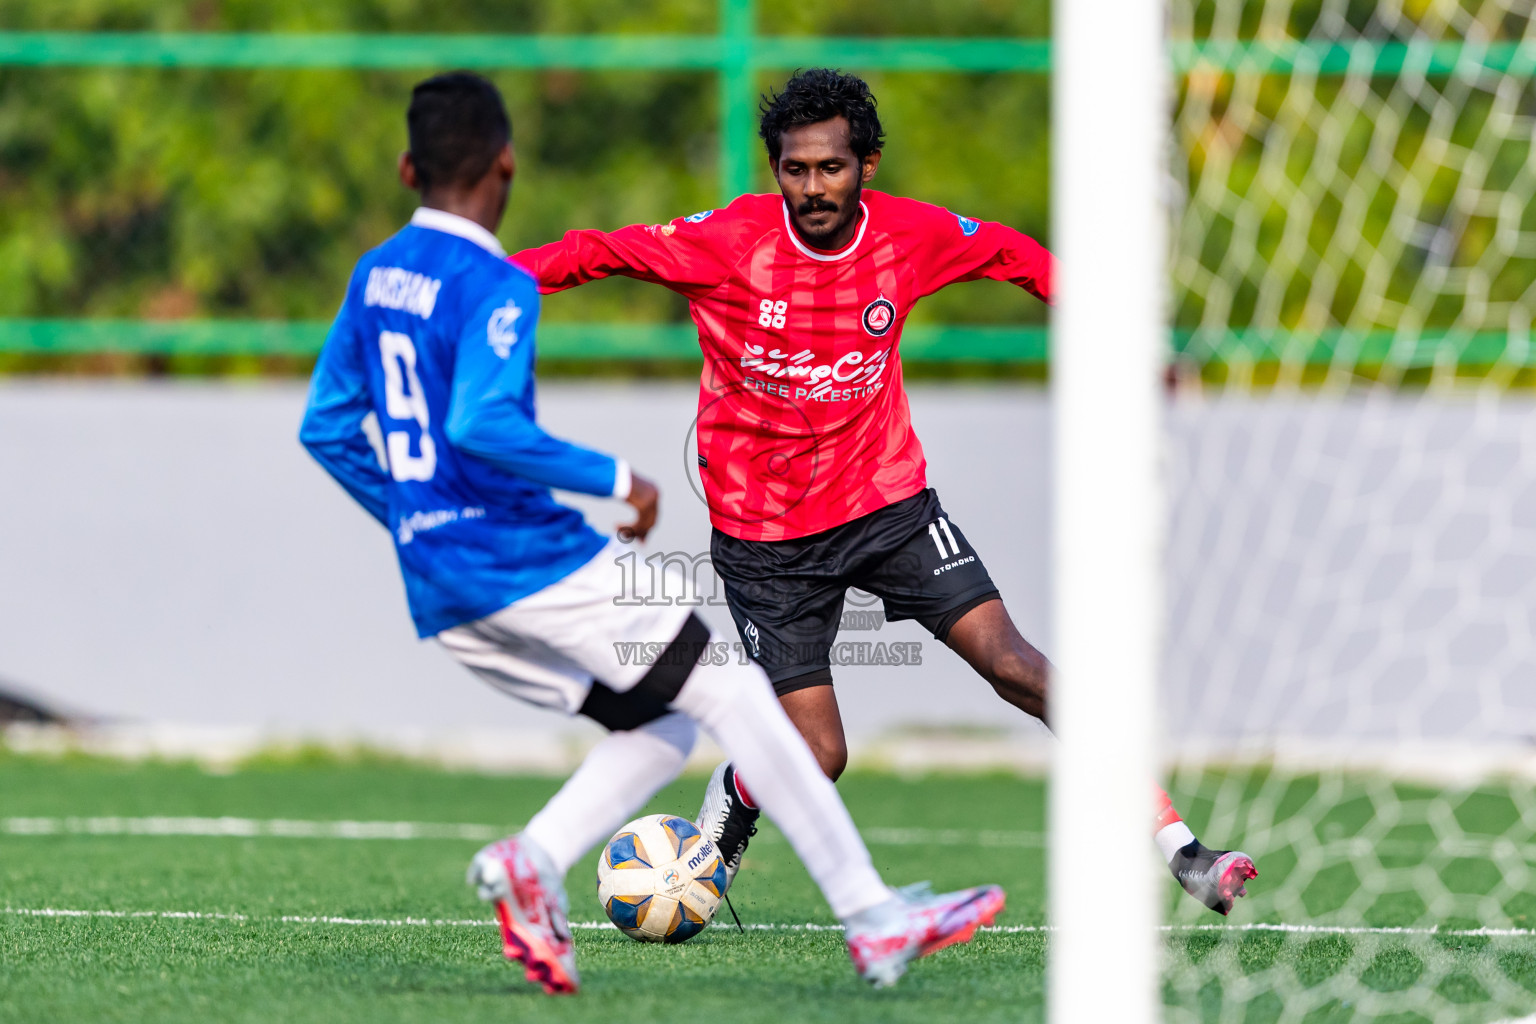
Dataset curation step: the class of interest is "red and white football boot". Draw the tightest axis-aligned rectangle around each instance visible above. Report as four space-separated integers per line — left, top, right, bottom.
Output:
467 836 578 995
1171 842 1258 916
845 884 1006 988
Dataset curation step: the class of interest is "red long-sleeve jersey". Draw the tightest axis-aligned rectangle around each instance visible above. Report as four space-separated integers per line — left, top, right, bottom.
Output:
514 189 1052 542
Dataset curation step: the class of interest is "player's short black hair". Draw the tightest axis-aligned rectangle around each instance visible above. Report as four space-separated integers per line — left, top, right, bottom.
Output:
759 68 885 163
406 72 511 193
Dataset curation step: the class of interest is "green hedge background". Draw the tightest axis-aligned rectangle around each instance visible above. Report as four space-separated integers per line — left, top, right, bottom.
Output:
0 1 1051 339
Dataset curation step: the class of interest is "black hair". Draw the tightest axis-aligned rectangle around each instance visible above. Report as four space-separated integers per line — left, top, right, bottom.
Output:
759 68 885 163
406 72 511 193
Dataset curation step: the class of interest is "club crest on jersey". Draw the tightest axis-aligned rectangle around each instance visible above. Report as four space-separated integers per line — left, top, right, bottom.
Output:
684 210 714 224
487 302 523 358
861 297 897 337
955 213 981 237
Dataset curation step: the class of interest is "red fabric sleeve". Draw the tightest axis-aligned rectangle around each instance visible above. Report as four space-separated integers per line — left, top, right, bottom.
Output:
511 198 757 299
903 199 1054 305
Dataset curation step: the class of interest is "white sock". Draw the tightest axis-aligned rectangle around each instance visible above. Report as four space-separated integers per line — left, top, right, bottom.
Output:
1155 821 1197 863
522 711 697 876
669 651 892 920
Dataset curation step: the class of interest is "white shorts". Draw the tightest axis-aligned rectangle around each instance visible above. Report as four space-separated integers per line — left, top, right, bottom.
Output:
437 539 694 716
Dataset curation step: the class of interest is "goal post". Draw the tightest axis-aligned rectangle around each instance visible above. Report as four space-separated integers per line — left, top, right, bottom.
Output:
1104 1 1536 1021
1050 1 1167 1022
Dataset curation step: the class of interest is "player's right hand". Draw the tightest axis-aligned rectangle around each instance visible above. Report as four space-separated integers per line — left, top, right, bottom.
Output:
619 473 659 543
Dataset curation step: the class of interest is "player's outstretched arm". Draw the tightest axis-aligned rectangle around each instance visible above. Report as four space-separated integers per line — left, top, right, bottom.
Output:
907 201 1054 305
299 317 391 527
511 203 743 298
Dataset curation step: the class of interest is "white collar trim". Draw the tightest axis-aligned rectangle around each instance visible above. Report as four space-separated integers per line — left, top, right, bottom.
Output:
410 207 506 257
781 201 869 262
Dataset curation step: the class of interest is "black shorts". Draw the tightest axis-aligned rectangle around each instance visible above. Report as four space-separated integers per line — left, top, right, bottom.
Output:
710 488 999 696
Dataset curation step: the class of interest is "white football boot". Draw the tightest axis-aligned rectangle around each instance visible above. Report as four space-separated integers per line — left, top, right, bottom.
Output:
845 883 1007 988
467 835 578 995
1170 841 1258 916
695 761 759 893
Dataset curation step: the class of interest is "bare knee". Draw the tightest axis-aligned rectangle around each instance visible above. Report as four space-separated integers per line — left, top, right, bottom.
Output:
778 682 849 782
807 730 849 781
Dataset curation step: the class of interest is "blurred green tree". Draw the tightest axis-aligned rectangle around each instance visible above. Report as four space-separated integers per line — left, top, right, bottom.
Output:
0 1 1052 334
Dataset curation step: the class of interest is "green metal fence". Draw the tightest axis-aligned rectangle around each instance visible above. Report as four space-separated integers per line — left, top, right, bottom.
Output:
2 1 1531 365
0 319 1050 363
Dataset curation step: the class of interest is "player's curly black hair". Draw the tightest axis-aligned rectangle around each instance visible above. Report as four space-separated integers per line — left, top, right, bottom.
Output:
759 68 885 163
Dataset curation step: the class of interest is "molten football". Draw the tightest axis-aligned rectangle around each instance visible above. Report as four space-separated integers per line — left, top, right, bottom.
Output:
596 813 726 943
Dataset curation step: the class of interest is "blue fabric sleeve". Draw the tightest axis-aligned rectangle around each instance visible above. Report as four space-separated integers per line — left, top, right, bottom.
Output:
445 285 622 497
299 311 392 527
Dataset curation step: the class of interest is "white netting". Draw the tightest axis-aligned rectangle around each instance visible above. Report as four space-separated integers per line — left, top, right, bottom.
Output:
1161 2 1536 1020
1173 0 1536 378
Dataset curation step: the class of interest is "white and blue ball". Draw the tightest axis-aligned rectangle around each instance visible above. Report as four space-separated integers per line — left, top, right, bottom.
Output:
596 813 726 943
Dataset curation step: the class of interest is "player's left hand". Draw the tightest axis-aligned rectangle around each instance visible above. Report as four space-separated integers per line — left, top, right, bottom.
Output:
619 473 659 543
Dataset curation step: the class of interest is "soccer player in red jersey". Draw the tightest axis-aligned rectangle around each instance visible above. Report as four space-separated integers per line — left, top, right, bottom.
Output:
515 68 1256 915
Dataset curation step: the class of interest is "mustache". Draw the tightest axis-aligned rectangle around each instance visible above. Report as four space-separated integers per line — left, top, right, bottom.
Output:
797 198 838 216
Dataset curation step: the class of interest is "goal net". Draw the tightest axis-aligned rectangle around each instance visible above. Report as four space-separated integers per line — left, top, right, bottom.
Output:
1161 1 1536 1020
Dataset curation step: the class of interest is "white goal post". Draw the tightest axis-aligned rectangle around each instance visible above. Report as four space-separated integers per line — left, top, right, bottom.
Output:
1053 1 1536 1020
1050 1 1167 1022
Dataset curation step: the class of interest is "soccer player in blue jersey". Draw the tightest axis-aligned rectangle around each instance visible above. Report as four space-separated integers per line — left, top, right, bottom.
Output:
299 72 1003 995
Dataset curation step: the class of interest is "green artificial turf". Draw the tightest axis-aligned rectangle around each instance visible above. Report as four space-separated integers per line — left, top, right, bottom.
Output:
1 752 1533 1023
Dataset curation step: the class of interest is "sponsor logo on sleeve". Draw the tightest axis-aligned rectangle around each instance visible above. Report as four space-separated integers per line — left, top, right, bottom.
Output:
861 296 897 337
397 506 486 544
684 209 715 224
955 213 981 237
487 302 523 358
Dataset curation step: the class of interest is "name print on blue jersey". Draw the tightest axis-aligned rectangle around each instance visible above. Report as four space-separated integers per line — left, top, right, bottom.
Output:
363 266 442 318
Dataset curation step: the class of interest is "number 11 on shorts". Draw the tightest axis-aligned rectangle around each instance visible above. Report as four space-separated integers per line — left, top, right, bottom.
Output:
928 517 960 559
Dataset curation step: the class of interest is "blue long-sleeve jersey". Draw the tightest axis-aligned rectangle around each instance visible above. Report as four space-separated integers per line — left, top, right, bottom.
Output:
300 208 626 638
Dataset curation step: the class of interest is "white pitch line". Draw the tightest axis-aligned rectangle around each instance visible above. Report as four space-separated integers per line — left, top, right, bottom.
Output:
0 816 507 841
4 907 1535 939
4 908 257 921
0 816 1042 847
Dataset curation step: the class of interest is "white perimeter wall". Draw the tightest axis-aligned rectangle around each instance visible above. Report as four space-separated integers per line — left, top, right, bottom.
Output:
0 381 1051 753
3 381 1533 759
